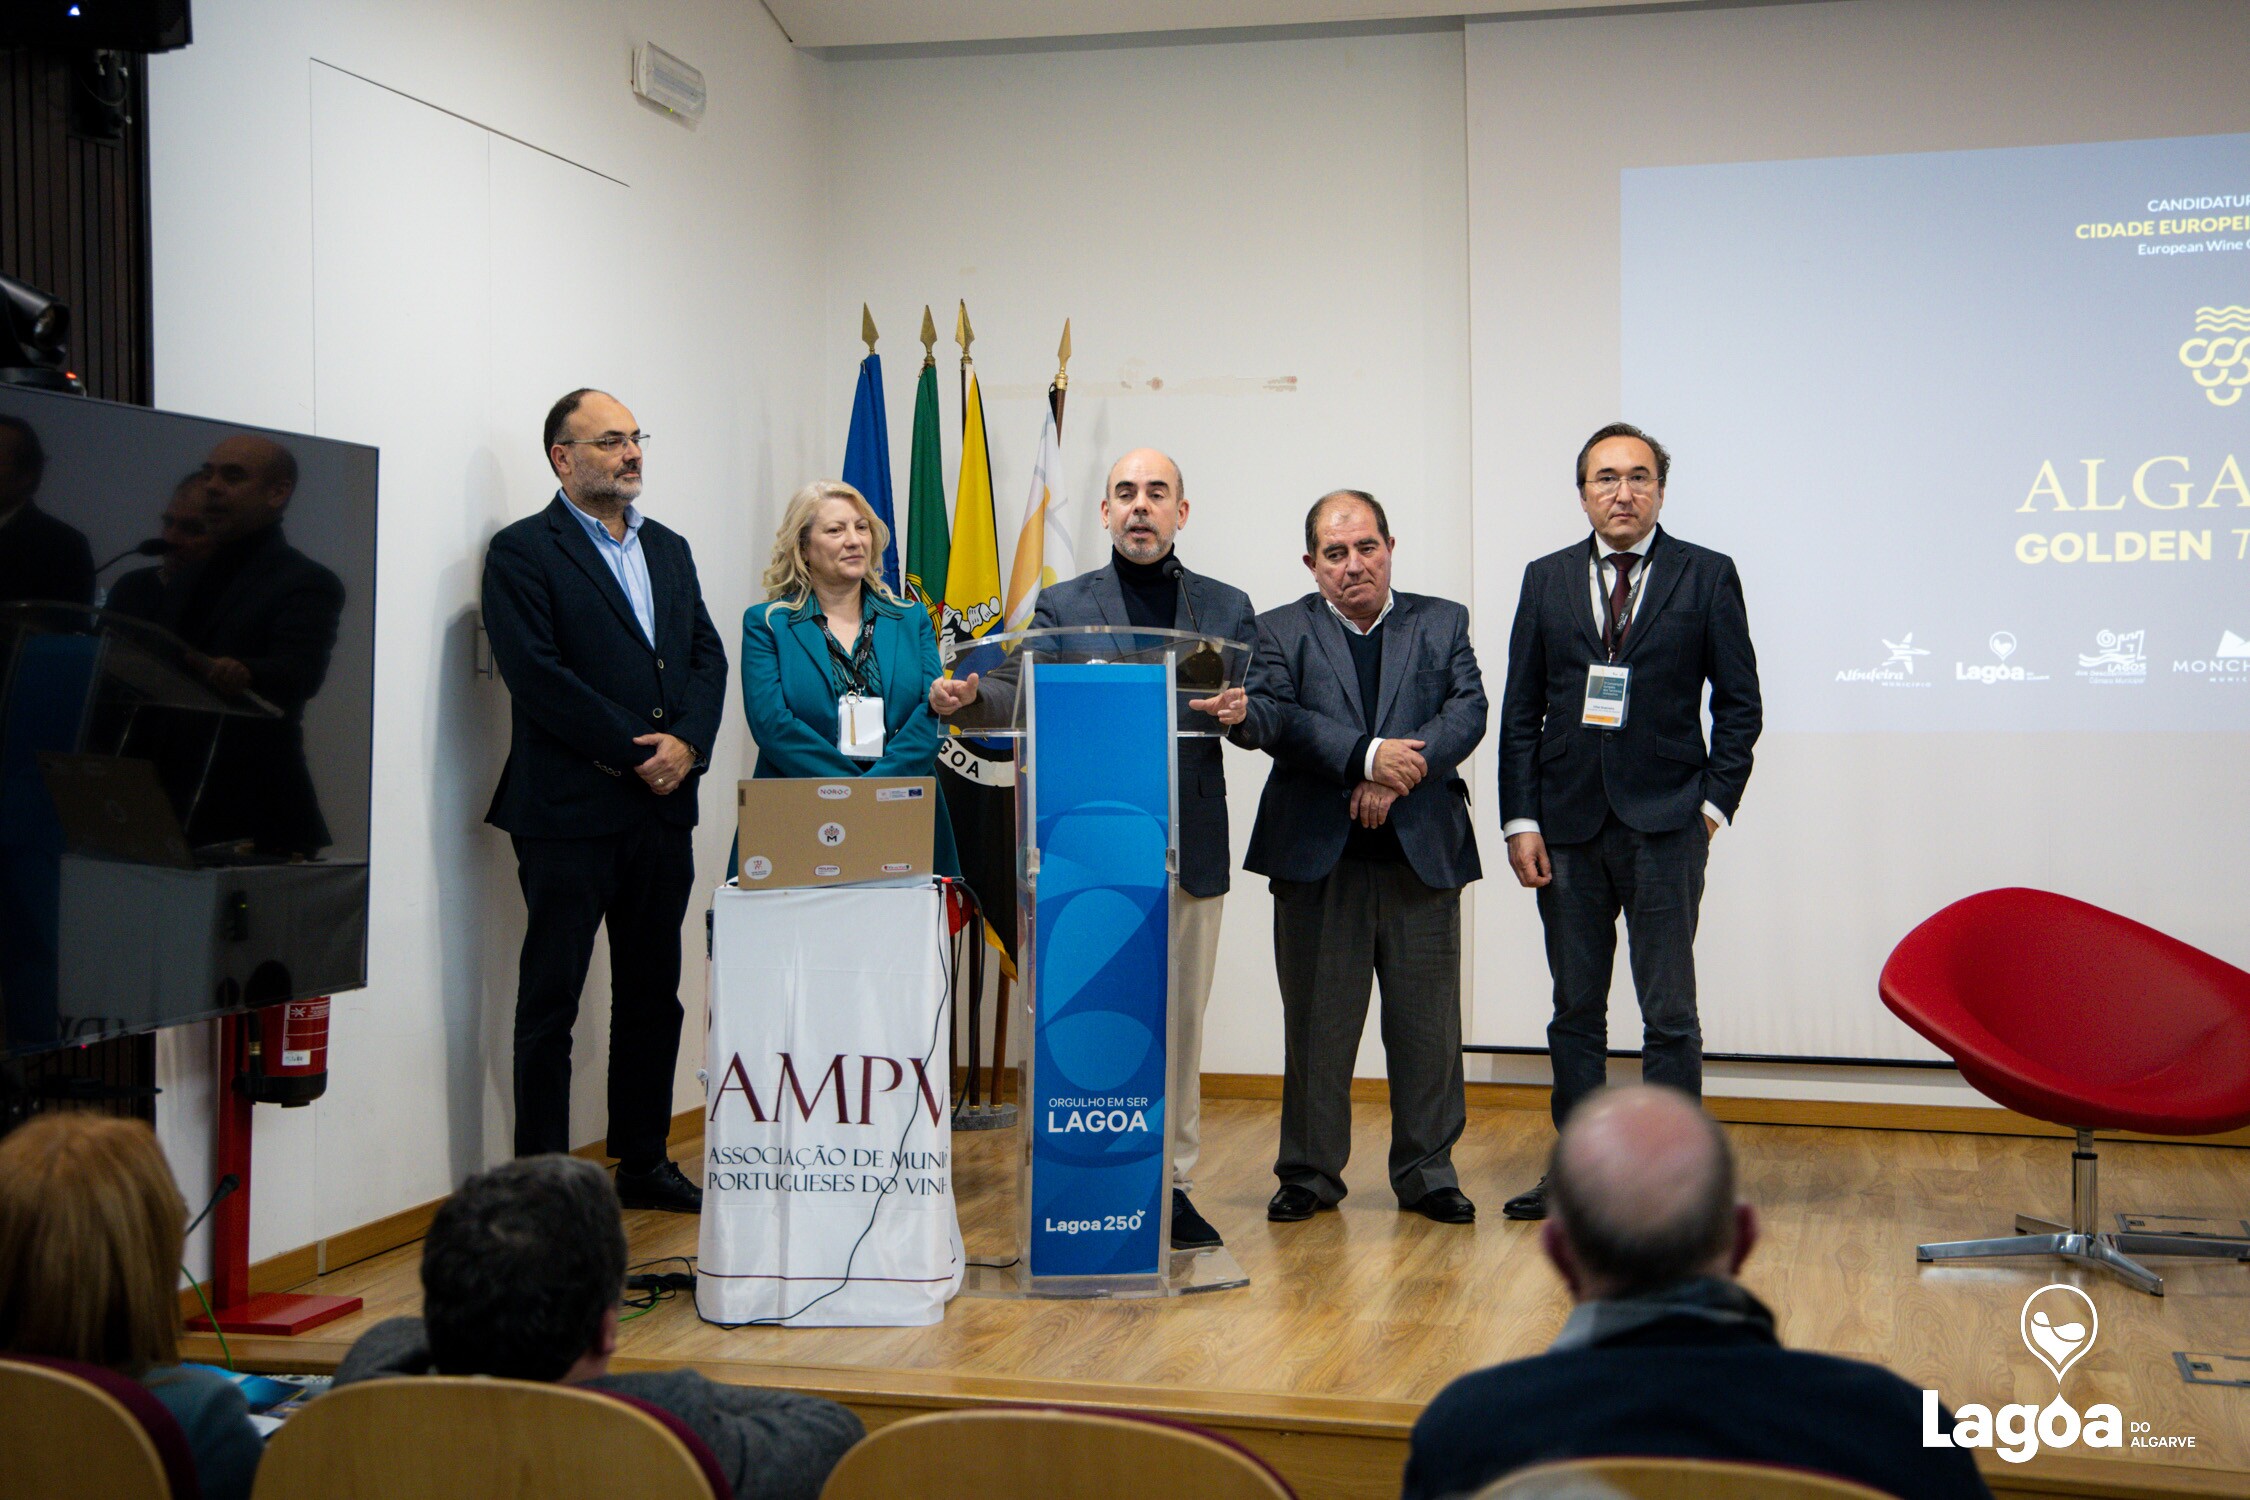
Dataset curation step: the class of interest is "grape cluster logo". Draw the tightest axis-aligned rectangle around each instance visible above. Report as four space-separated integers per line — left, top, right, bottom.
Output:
2179 306 2250 407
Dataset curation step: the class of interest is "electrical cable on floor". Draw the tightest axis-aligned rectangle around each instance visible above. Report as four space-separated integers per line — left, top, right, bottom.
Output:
182 1268 234 1370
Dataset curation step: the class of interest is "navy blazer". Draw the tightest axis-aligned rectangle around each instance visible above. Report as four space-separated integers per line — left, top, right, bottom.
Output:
965 558 1254 898
1234 590 1487 891
483 496 728 838
738 588 959 875
1497 527 1761 846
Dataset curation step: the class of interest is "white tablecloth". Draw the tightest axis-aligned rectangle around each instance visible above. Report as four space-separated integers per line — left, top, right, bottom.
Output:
696 882 963 1327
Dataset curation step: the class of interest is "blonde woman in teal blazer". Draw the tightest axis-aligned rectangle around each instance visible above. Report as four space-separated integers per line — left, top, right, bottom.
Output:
739 480 959 876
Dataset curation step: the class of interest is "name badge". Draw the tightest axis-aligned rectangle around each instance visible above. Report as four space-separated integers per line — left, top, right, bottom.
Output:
839 693 886 759
1582 663 1630 730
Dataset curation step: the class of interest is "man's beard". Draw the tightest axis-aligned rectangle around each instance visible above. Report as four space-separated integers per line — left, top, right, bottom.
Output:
581 468 642 507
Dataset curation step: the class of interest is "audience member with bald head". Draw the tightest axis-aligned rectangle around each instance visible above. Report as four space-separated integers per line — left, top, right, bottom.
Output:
1402 1086 1991 1500
1234 486 1487 1227
929 445 1254 1252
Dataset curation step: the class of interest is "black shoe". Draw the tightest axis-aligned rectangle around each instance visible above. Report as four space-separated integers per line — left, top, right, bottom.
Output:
1266 1184 1330 1222
1404 1187 1476 1224
616 1160 703 1214
1170 1189 1223 1250
1502 1175 1549 1221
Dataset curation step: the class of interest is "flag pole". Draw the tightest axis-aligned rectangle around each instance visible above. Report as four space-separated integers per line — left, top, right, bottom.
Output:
919 305 937 367
1052 317 1070 432
955 300 974 407
860 302 878 357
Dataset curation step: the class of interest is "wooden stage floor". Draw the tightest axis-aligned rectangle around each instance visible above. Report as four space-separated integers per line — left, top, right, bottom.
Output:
188 1097 2250 1499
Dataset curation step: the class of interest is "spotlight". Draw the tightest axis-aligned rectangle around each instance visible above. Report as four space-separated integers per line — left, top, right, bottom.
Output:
0 275 85 395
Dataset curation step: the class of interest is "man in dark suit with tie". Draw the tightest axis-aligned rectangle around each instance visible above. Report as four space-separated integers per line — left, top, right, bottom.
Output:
930 448 1253 1251
1496 423 1761 1221
1234 490 1487 1225
482 389 727 1212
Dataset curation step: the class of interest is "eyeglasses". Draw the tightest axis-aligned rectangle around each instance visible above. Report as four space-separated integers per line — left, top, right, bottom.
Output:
559 431 650 453
1583 473 1658 498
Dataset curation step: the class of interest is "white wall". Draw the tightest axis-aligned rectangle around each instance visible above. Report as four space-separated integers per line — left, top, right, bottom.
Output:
1464 0 2250 1091
148 0 830 1271
820 26 1475 1085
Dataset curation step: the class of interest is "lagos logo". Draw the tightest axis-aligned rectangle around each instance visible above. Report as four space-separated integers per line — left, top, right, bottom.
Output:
2179 305 2250 406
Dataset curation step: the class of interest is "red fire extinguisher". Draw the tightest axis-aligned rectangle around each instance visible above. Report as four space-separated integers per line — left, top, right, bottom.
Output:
248 996 331 1107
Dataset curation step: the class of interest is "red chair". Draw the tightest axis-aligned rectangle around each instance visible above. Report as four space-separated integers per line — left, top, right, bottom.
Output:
1879 887 2250 1296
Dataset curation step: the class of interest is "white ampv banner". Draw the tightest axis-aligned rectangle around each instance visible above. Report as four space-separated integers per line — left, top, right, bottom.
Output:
697 882 962 1327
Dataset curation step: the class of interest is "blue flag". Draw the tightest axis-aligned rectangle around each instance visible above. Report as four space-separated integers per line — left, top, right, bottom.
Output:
841 352 901 593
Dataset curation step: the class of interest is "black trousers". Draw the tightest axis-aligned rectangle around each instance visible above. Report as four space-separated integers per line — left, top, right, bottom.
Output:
511 819 695 1167
1538 812 1710 1129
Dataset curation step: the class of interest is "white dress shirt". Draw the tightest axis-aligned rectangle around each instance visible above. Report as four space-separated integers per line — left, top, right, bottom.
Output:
1502 534 1728 841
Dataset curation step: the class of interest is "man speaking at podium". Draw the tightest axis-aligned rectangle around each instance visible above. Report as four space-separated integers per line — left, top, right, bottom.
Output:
930 448 1252 1251
1496 423 1761 1222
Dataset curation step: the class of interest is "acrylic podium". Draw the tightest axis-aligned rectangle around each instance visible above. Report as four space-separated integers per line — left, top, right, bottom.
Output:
942 624 1252 1299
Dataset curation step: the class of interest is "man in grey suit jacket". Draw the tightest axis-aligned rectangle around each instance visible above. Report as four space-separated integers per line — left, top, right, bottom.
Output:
1234 490 1487 1225
931 449 1254 1250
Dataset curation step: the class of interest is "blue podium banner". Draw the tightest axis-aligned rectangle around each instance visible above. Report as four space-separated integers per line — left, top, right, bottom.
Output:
1025 662 1171 1279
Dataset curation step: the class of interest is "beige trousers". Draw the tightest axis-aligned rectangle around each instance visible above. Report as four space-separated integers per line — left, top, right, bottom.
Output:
1171 886 1224 1190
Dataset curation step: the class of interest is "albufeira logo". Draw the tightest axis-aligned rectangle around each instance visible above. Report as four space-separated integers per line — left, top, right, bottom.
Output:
1923 1284 2123 1463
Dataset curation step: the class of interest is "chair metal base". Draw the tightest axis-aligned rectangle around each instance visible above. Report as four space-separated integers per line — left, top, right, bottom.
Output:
1913 1128 2250 1297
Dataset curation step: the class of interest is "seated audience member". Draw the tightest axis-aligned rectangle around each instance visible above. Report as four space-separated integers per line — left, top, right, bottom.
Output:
1402 1086 1990 1500
0 1113 263 1500
335 1155 863 1500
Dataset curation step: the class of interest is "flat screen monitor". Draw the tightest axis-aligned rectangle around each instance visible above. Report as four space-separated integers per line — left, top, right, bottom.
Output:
0 386 375 1057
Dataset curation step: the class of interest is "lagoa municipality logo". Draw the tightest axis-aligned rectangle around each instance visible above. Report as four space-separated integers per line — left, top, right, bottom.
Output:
1923 1284 2190 1462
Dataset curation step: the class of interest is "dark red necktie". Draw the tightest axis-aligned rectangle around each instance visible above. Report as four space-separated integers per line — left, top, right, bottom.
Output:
1604 552 1638 657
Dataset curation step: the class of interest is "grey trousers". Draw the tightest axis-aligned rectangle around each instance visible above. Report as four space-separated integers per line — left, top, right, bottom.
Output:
1271 857 1466 1206
1539 812 1710 1129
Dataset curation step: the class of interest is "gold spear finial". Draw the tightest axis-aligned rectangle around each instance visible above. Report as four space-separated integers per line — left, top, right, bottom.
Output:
955 300 974 363
919 306 937 366
1055 318 1072 392
860 303 878 357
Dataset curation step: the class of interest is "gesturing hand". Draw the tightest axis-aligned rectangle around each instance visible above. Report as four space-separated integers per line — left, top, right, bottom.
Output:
1371 737 1428 795
1506 831 1552 889
929 673 981 715
1350 781 1400 829
633 733 696 795
1189 686 1247 726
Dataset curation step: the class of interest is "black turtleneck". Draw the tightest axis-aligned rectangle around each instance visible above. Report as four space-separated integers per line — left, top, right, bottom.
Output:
1111 548 1178 629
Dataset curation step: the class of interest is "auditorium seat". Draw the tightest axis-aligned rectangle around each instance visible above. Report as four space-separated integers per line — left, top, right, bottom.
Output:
248 1375 721 1500
1880 885 2250 1295
815 1406 1295 1499
1475 1456 1893 1498
0 1354 198 1500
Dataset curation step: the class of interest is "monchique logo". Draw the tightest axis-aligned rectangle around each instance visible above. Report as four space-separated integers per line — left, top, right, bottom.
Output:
2179 305 2250 406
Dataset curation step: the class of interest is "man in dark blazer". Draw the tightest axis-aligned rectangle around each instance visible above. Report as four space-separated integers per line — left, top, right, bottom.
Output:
1403 1086 1991 1500
1233 490 1486 1225
167 434 345 856
930 448 1253 1251
1497 422 1761 1221
483 389 727 1212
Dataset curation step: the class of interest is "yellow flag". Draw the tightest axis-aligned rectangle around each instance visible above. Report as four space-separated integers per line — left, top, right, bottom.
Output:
941 363 1002 651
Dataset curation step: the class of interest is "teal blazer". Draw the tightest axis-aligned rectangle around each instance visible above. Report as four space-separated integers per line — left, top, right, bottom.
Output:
739 590 959 876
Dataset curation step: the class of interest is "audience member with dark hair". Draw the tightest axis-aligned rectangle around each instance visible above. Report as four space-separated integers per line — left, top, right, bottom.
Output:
1402 1086 1991 1500
0 1113 263 1500
334 1156 862 1500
